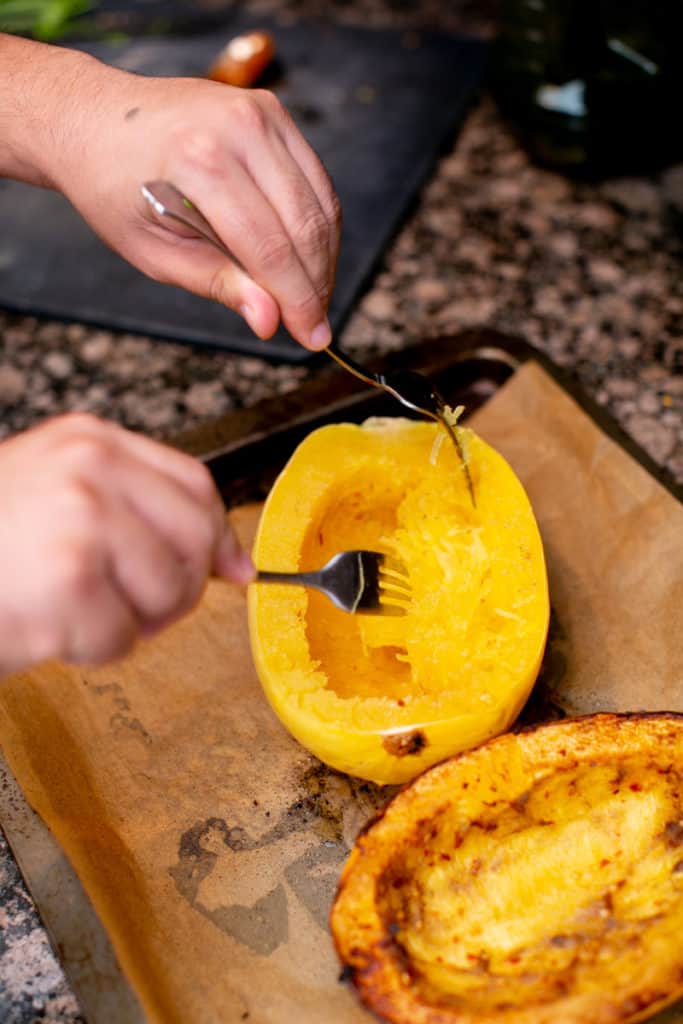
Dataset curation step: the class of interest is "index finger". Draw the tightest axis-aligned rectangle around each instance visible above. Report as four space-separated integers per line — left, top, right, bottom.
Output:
173 157 331 350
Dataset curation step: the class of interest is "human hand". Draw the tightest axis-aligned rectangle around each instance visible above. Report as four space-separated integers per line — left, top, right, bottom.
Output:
0 414 252 676
24 43 341 351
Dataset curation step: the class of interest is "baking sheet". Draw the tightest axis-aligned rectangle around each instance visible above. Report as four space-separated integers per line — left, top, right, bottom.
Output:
1 355 682 1022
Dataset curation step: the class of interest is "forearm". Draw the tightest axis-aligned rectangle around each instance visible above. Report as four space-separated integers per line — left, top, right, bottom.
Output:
0 33 102 189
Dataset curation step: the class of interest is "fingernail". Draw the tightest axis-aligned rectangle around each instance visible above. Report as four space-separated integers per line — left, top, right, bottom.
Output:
309 319 331 350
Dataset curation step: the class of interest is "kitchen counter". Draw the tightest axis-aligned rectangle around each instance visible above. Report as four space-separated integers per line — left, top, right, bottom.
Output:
0 3 682 1020
1 103 681 477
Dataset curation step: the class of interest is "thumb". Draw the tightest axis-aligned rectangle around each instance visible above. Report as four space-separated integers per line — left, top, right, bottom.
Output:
133 230 281 340
213 527 256 584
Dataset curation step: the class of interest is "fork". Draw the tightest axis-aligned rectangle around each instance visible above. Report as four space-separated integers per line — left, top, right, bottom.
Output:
140 180 475 505
255 550 411 615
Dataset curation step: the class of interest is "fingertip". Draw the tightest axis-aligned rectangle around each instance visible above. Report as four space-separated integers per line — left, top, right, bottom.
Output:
239 290 280 340
309 318 332 351
232 551 257 585
215 538 256 584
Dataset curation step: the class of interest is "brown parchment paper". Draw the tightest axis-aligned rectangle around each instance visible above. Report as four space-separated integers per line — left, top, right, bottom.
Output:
0 360 682 1024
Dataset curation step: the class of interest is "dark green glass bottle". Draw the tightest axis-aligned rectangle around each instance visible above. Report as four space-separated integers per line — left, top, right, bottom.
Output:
492 0 683 176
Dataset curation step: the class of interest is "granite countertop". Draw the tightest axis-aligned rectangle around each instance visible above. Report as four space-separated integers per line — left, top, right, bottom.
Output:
1 103 681 476
1 2 682 1020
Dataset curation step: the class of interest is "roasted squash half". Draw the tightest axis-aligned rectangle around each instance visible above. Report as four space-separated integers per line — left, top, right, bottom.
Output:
248 417 549 785
331 713 683 1024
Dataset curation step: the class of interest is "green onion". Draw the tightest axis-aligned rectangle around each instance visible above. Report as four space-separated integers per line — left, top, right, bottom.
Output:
0 0 92 40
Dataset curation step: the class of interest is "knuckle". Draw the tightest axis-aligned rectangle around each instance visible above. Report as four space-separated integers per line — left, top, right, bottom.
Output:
143 581 185 629
309 160 341 231
207 265 235 308
289 287 323 322
60 410 100 430
51 411 103 439
176 127 226 178
188 460 218 505
57 433 113 478
292 207 329 257
59 480 102 534
80 620 137 666
326 189 342 232
230 94 268 135
52 542 100 604
254 231 294 274
252 88 283 118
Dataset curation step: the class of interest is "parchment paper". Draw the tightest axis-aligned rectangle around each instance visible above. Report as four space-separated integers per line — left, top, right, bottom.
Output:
0 360 681 1023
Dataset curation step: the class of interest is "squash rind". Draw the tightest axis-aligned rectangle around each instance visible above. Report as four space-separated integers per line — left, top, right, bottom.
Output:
331 712 683 1024
248 418 549 784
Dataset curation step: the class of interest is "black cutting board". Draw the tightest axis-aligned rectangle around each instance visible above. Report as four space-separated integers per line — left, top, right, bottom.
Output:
0 16 485 362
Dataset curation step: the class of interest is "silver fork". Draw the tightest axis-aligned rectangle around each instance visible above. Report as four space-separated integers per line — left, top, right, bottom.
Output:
140 180 475 505
256 550 411 615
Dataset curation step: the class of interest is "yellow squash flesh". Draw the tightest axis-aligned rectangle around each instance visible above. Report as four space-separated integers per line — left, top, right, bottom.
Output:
248 417 549 785
331 713 683 1024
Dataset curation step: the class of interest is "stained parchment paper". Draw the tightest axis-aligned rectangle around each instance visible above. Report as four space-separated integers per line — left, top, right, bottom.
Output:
0 360 681 1023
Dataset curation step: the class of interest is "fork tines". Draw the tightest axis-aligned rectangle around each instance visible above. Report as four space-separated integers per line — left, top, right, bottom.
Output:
377 555 412 614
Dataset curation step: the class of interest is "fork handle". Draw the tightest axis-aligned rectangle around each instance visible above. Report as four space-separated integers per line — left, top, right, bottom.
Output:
325 344 377 388
256 569 322 588
142 181 235 258
141 180 378 387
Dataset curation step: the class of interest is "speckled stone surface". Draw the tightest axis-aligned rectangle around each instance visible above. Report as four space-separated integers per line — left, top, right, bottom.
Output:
0 831 84 1023
1 1 682 1019
1 103 681 477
